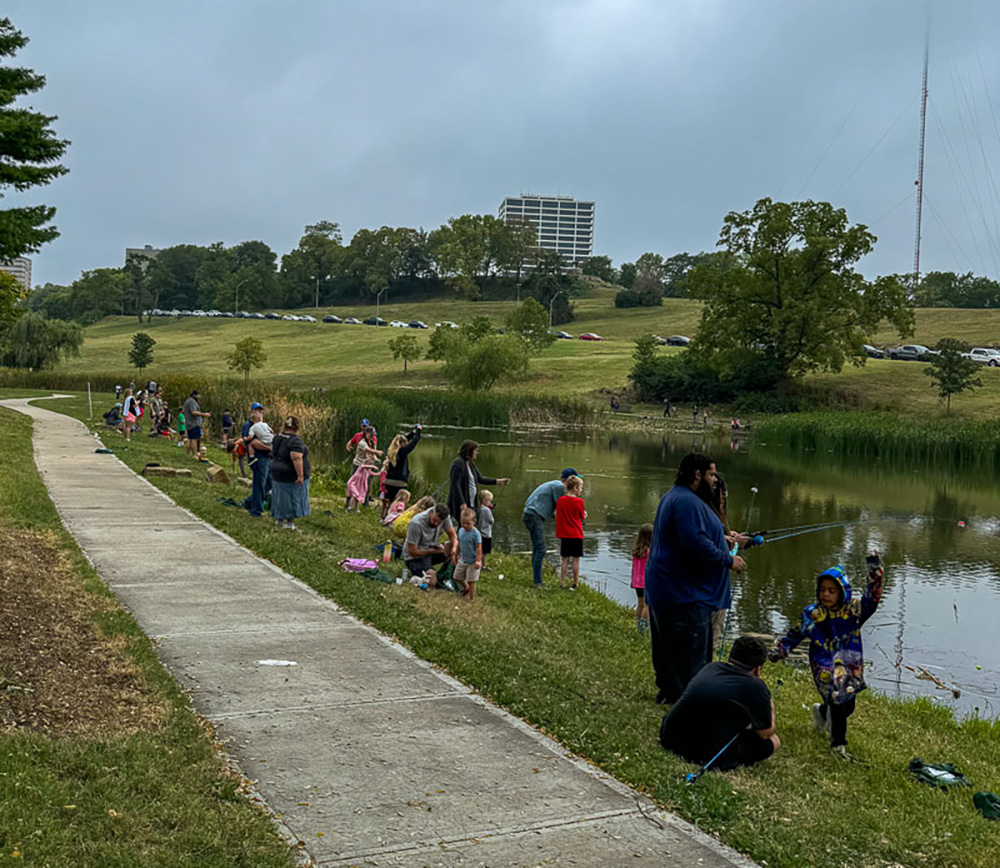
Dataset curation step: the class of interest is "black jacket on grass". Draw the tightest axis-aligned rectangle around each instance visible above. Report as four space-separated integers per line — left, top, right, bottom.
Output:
447 457 497 522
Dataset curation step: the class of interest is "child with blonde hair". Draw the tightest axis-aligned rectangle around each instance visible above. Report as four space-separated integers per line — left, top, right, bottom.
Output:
555 475 586 590
477 489 494 570
381 489 411 525
456 507 483 601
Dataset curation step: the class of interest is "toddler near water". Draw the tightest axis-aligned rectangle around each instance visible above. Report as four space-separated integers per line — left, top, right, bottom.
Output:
456 507 483 601
477 490 494 570
630 524 653 633
770 552 884 756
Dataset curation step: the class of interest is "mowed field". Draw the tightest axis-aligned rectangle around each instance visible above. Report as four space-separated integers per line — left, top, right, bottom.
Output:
58 288 1000 417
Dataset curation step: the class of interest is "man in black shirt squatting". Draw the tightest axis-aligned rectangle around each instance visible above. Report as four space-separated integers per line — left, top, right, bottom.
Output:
659 636 779 771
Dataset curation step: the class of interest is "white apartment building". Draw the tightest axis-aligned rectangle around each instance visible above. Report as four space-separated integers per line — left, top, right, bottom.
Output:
498 195 595 265
0 256 32 291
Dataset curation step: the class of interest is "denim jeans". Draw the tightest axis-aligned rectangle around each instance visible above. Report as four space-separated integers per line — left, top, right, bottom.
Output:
244 455 272 517
522 511 546 586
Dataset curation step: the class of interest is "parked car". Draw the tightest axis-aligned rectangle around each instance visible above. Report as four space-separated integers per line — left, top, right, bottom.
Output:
408 320 429 329
264 312 281 320
179 310 192 317
965 347 1000 366
888 344 935 362
667 335 691 347
363 316 387 326
322 314 342 323
344 317 362 325
554 331 574 339
862 344 884 359
389 320 408 328
251 312 266 320
220 311 234 318
282 314 300 321
579 332 604 341
435 320 459 329
299 314 317 323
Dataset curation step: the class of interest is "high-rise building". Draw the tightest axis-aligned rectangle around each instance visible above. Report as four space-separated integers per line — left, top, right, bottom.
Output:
498 195 595 266
125 244 161 269
0 256 32 291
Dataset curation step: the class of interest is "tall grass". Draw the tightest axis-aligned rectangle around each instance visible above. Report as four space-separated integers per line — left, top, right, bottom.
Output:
757 411 1000 466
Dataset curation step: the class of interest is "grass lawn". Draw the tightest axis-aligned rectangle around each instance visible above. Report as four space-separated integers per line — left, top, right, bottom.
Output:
0 402 294 868
52 290 1000 419
27 391 1000 868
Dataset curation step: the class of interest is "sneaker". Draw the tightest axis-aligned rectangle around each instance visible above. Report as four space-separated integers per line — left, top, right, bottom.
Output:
812 703 829 734
637 618 649 634
282 522 299 531
831 744 848 759
570 583 578 591
532 581 545 589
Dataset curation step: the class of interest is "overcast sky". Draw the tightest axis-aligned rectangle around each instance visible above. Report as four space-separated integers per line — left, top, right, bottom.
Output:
8 0 1000 287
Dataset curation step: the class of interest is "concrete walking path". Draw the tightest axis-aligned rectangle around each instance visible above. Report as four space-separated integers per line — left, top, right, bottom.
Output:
3 397 758 867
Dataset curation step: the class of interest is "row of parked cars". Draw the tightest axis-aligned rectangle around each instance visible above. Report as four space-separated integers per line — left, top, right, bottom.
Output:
862 343 1000 365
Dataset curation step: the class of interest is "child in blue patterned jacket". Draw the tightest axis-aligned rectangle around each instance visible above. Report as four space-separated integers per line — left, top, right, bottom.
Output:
769 552 884 755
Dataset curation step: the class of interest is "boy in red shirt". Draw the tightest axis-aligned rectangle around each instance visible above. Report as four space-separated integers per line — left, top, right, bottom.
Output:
555 475 586 590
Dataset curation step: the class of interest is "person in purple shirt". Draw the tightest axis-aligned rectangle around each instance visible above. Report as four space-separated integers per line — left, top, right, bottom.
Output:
645 453 746 705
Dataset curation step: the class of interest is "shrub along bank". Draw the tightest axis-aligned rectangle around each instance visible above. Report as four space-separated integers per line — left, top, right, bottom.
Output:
30 390 1000 868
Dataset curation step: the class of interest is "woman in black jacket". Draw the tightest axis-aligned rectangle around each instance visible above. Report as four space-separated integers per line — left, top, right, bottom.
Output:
381 424 422 518
447 440 509 522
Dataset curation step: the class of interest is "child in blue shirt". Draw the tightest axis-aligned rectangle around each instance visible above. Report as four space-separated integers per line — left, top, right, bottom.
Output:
456 507 483 601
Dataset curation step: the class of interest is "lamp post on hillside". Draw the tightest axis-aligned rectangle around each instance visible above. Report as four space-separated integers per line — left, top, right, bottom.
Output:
376 287 387 320
548 290 565 328
314 273 330 309
234 276 249 316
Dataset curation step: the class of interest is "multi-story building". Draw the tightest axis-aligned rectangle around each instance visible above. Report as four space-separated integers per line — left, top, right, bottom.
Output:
498 195 595 266
0 256 32 291
125 244 161 269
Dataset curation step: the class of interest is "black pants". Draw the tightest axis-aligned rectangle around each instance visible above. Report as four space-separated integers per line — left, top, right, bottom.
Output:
649 602 713 704
821 696 856 746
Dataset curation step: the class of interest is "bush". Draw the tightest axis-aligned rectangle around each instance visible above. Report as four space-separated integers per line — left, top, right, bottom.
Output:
614 287 662 308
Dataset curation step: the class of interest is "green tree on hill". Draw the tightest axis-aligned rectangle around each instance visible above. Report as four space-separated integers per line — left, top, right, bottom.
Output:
1 310 81 369
0 17 69 262
926 339 982 413
581 255 616 283
387 332 420 375
505 298 554 354
689 197 913 386
425 316 528 390
225 336 267 381
128 332 156 375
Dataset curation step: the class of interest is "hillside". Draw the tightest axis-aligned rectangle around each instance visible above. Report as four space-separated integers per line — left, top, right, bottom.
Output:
57 289 1000 417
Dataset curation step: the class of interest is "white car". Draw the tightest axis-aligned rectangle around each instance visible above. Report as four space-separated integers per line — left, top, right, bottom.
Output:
299 314 317 323
965 347 1000 366
435 321 459 329
282 314 300 321
389 320 408 328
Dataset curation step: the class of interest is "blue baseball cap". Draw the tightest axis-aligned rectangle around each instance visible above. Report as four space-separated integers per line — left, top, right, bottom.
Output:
361 418 370 427
561 467 580 479
250 402 263 410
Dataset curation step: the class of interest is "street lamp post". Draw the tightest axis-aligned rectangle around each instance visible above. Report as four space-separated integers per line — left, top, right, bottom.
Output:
376 287 387 320
234 277 249 316
314 273 330 309
548 290 565 328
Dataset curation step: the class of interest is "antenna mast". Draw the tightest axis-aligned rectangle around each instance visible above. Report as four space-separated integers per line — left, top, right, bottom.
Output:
913 37 929 286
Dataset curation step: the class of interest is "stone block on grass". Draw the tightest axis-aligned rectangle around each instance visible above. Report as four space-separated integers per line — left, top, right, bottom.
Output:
205 464 229 485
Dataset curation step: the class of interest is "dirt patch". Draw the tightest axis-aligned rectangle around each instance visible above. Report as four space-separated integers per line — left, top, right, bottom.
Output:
0 528 166 737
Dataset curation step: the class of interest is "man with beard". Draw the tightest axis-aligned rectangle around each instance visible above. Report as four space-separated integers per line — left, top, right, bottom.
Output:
645 452 746 705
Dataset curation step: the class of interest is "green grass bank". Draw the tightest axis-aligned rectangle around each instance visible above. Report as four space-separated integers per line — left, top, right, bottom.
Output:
22 390 1000 868
0 403 294 868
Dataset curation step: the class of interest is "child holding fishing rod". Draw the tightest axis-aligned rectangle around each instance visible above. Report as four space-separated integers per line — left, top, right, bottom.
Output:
769 552 884 757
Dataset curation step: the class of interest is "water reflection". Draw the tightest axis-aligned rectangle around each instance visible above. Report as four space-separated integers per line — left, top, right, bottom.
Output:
326 426 1000 718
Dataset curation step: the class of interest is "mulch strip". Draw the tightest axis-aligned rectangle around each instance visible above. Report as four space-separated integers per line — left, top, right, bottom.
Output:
0 527 165 737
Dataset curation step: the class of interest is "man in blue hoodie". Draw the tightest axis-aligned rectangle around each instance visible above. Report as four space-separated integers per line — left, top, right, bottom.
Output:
646 453 746 705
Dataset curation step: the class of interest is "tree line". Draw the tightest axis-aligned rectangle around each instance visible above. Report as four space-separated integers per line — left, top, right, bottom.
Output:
26 216 580 326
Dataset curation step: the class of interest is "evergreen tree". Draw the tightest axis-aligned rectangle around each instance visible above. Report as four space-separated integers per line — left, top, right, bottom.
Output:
0 18 69 260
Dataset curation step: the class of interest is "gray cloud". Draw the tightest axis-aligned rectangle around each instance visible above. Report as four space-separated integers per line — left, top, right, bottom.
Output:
8 0 1000 286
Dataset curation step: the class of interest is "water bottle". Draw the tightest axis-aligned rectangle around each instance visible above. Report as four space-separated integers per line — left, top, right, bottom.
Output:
402 568 410 583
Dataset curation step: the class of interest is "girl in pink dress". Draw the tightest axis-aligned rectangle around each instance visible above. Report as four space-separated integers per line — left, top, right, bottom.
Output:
630 524 653 634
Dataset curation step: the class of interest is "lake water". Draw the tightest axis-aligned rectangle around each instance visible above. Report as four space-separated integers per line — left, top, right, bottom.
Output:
393 425 1000 719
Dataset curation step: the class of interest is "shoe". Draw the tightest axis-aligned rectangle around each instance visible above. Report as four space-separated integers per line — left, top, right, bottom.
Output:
570 583 578 591
532 581 545 589
812 703 830 734
637 618 649 634
282 522 299 531
831 744 848 759
655 690 673 705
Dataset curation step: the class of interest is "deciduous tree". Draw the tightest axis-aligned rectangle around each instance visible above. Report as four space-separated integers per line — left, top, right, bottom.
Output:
1 311 81 369
225 336 267 381
926 339 982 413
387 332 420 375
504 298 554 354
689 198 914 384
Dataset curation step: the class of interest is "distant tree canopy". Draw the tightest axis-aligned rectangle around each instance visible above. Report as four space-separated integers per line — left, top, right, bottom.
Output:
1 310 82 369
910 271 1000 308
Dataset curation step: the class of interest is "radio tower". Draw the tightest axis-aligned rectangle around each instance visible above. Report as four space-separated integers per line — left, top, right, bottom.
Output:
913 37 929 287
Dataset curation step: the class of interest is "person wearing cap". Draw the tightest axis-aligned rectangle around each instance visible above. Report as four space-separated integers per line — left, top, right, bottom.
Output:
522 468 579 588
182 390 210 460
241 404 273 518
346 418 378 453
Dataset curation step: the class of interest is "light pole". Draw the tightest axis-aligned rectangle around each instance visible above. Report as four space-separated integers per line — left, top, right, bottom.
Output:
548 290 565 328
314 273 330 309
376 287 387 320
234 276 249 316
